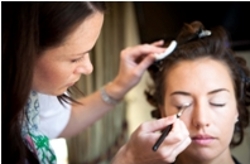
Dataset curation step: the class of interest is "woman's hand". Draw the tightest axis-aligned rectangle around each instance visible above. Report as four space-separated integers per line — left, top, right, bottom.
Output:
105 40 165 100
112 115 191 164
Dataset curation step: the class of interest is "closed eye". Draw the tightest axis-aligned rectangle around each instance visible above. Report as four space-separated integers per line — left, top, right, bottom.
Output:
176 103 192 110
210 103 226 107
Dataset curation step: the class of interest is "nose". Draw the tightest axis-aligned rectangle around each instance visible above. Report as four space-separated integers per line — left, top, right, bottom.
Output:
74 54 93 75
191 103 210 128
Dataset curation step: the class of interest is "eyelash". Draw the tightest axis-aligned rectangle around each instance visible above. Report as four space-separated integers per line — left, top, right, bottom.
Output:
175 103 225 110
210 103 226 107
176 106 184 110
176 103 192 110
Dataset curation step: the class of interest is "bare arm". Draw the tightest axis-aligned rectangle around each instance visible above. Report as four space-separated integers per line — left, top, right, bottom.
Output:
59 81 125 138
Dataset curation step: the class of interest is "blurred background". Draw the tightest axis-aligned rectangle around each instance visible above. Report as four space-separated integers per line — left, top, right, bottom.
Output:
49 2 250 164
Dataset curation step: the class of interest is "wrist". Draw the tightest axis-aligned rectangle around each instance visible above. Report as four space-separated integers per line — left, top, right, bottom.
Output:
100 87 120 105
112 144 134 164
104 79 128 101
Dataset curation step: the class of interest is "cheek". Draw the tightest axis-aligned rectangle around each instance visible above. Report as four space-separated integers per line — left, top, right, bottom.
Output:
217 102 238 129
218 112 236 145
33 63 72 93
215 113 235 132
181 106 237 129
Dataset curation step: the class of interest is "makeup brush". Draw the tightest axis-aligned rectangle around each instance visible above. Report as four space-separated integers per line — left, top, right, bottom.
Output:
152 103 190 152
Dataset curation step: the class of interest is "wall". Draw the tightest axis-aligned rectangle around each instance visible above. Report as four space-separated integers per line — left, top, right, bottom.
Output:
231 50 250 164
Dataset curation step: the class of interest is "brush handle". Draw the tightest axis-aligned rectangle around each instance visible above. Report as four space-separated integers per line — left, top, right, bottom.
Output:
152 124 173 151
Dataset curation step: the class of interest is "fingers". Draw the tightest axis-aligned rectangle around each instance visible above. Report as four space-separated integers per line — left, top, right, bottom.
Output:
133 54 155 75
116 42 166 89
162 119 189 144
127 117 190 164
138 115 176 133
121 43 165 60
171 136 191 158
122 41 165 73
153 119 191 163
171 119 190 137
151 40 165 46
160 136 191 163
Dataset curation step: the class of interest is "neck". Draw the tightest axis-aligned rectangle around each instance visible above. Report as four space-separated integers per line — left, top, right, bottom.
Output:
175 148 235 164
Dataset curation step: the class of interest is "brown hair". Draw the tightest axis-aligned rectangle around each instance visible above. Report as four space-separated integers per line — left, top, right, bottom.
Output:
145 21 250 147
2 2 106 163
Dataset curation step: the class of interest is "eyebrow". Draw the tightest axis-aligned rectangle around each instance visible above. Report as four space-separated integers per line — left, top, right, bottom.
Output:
170 91 191 97
207 88 230 95
170 88 230 97
72 49 92 56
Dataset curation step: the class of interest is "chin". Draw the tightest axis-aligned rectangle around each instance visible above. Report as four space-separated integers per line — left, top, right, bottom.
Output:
56 89 68 96
182 146 218 162
46 88 67 96
33 84 68 95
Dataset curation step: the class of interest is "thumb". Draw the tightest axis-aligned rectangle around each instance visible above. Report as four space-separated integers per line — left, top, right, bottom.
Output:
135 54 155 75
151 39 165 46
142 115 177 133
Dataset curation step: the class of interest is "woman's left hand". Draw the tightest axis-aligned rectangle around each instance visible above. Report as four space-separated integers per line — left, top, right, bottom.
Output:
106 40 166 99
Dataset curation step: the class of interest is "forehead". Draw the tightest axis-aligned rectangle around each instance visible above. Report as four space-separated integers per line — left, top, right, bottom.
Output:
61 12 104 55
40 12 104 60
35 12 104 73
165 57 234 92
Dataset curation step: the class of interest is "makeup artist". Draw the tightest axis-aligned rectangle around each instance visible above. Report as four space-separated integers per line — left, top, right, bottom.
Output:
3 2 191 164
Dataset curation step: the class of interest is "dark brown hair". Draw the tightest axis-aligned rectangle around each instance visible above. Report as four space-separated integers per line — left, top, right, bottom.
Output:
2 2 106 163
145 21 250 147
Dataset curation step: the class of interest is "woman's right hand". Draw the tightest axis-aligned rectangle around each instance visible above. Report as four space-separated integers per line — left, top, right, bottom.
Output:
104 40 165 101
112 115 191 164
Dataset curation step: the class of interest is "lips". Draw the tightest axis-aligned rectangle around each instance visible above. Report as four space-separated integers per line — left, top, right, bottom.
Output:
67 83 75 87
192 135 215 140
191 134 216 145
67 78 80 87
66 81 77 87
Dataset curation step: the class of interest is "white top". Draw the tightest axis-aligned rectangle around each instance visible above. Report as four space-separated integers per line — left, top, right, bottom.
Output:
38 92 71 139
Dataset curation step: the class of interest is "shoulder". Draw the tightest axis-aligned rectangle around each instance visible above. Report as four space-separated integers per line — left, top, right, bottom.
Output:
38 92 70 111
37 92 72 138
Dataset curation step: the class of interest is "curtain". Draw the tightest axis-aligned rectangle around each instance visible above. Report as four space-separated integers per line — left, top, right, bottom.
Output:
66 2 140 164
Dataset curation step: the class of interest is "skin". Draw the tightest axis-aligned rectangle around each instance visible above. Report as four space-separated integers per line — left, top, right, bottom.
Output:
30 8 191 164
32 11 104 95
161 57 238 164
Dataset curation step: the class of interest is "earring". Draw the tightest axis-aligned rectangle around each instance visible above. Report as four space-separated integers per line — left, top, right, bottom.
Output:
235 117 239 123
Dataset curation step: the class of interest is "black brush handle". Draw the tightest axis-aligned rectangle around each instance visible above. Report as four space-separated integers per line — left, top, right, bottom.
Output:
152 124 173 151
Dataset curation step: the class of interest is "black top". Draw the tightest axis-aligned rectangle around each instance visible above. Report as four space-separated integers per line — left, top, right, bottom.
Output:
232 156 241 164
